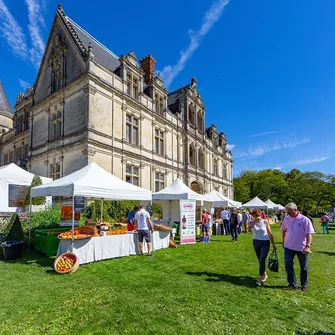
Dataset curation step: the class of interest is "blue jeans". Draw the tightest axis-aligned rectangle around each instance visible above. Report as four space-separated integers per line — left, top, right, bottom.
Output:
253 239 270 276
230 224 238 241
223 219 230 235
284 248 309 287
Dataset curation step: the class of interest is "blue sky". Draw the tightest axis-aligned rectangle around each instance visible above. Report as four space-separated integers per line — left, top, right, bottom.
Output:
1 0 334 177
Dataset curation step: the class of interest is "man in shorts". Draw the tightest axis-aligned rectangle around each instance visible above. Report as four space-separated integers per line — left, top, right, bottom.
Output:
202 209 209 242
134 205 154 257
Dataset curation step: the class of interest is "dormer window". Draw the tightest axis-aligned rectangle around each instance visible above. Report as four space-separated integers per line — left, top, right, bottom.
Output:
126 72 139 100
189 105 195 126
155 94 164 116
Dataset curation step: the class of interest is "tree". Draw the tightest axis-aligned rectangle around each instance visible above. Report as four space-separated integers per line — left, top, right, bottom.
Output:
25 175 46 206
233 177 250 203
3 213 24 242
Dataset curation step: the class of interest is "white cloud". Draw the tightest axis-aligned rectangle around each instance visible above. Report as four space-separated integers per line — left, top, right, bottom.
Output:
161 0 230 88
226 144 236 150
25 0 46 68
251 129 285 137
234 138 310 159
18 78 31 91
274 166 281 170
0 0 27 59
289 156 331 166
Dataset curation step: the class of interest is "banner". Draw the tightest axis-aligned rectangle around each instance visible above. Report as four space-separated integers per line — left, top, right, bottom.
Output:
60 205 80 227
8 184 29 208
180 199 196 244
74 196 85 213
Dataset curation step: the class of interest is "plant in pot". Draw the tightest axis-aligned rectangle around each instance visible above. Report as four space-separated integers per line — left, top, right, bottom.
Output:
1 213 24 260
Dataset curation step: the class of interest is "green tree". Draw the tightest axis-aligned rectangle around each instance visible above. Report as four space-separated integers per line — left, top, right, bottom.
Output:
25 175 46 206
3 213 24 242
233 177 250 203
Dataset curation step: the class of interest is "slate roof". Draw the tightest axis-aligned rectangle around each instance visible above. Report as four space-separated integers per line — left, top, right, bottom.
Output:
57 5 120 72
0 81 13 117
167 85 191 113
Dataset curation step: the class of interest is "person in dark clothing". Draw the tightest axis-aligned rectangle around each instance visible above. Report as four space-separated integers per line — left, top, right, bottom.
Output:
230 208 239 242
302 210 316 233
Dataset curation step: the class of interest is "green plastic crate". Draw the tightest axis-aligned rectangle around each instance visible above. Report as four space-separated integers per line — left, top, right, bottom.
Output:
34 228 70 257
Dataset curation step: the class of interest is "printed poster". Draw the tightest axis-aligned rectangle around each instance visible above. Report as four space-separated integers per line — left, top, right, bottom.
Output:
8 184 29 208
60 205 80 227
180 199 196 244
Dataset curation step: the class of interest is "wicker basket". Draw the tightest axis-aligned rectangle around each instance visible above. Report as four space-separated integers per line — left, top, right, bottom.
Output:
154 224 172 232
74 226 95 235
54 252 80 274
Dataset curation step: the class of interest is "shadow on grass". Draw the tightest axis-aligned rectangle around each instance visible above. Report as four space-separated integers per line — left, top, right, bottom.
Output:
315 251 335 256
0 250 54 268
186 271 287 289
296 331 335 335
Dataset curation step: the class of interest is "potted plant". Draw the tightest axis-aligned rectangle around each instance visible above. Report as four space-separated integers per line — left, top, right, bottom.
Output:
1 213 24 260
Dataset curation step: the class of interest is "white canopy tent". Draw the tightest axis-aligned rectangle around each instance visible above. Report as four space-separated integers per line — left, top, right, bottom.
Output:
152 178 210 226
0 163 52 212
265 199 279 210
30 162 152 248
242 196 268 209
204 190 242 208
276 204 285 210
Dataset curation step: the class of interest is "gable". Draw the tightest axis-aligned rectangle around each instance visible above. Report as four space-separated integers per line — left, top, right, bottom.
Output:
34 14 87 105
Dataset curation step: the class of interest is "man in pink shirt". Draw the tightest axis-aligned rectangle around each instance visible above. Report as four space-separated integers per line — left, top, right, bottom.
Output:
281 202 315 292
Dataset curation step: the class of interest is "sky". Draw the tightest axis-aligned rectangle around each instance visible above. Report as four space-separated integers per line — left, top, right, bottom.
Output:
0 0 335 177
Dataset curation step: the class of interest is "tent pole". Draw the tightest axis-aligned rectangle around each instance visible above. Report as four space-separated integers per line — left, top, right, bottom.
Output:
28 195 32 251
100 199 104 222
71 192 75 252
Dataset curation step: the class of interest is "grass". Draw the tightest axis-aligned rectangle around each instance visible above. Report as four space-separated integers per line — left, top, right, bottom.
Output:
0 224 334 335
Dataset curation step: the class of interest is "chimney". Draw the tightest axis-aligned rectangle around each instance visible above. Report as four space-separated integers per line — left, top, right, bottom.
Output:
140 55 156 84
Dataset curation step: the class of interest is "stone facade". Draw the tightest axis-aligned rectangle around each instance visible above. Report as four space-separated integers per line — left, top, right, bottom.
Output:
0 5 234 197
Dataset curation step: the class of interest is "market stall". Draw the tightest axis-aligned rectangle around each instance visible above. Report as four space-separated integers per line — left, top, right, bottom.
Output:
56 230 170 264
30 162 170 263
0 163 51 212
242 196 269 209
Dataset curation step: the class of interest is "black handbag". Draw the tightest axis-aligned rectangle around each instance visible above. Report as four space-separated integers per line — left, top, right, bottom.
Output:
268 249 279 272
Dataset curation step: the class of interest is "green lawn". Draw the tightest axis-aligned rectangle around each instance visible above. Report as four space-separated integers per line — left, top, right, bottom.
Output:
0 224 334 335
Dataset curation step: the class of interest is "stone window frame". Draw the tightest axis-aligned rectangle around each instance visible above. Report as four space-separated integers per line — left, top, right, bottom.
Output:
126 114 139 146
50 163 61 180
213 158 218 176
50 109 62 141
154 128 164 156
198 148 205 169
155 93 164 116
9 151 14 163
189 143 196 166
3 153 9 165
155 172 165 192
188 104 195 127
222 163 227 180
125 165 139 186
126 72 139 100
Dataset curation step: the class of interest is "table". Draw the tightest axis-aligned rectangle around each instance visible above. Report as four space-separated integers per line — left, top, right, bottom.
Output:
57 231 170 264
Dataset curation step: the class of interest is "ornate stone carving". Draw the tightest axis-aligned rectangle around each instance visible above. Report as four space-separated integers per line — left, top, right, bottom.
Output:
16 93 25 105
82 149 96 156
44 159 49 165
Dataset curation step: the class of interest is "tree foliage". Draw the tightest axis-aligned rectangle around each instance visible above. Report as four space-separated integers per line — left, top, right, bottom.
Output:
3 213 24 242
234 169 335 212
25 175 46 206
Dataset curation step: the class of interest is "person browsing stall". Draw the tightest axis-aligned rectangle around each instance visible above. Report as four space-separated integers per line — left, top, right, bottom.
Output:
134 205 154 257
127 206 139 231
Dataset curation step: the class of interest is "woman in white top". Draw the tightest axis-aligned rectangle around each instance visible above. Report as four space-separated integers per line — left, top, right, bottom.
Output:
248 209 276 286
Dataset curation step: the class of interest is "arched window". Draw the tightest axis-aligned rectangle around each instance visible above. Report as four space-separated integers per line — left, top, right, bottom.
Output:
189 144 196 166
188 104 195 126
198 149 205 169
191 181 202 194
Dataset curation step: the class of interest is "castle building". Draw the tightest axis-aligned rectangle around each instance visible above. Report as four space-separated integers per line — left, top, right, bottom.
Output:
0 5 234 197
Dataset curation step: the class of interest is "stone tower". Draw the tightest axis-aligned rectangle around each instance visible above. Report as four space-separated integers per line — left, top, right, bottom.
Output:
0 80 13 135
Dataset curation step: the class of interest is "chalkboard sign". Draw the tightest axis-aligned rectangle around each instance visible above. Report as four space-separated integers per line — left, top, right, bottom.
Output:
146 204 153 216
74 196 85 213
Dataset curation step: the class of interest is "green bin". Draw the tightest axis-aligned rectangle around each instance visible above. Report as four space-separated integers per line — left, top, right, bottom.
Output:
34 228 70 257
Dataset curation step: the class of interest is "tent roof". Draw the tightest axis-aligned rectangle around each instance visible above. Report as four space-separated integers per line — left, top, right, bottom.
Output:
276 204 285 210
31 162 152 200
265 199 279 209
204 190 241 208
152 178 207 201
0 163 51 185
242 196 268 209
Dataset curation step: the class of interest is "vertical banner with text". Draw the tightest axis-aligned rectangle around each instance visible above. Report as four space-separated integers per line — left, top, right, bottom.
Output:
180 199 196 244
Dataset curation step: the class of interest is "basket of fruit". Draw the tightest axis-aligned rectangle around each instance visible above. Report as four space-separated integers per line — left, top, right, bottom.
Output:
54 252 79 274
58 226 95 240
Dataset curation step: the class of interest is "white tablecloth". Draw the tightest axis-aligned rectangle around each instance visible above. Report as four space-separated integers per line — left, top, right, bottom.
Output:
57 231 170 265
